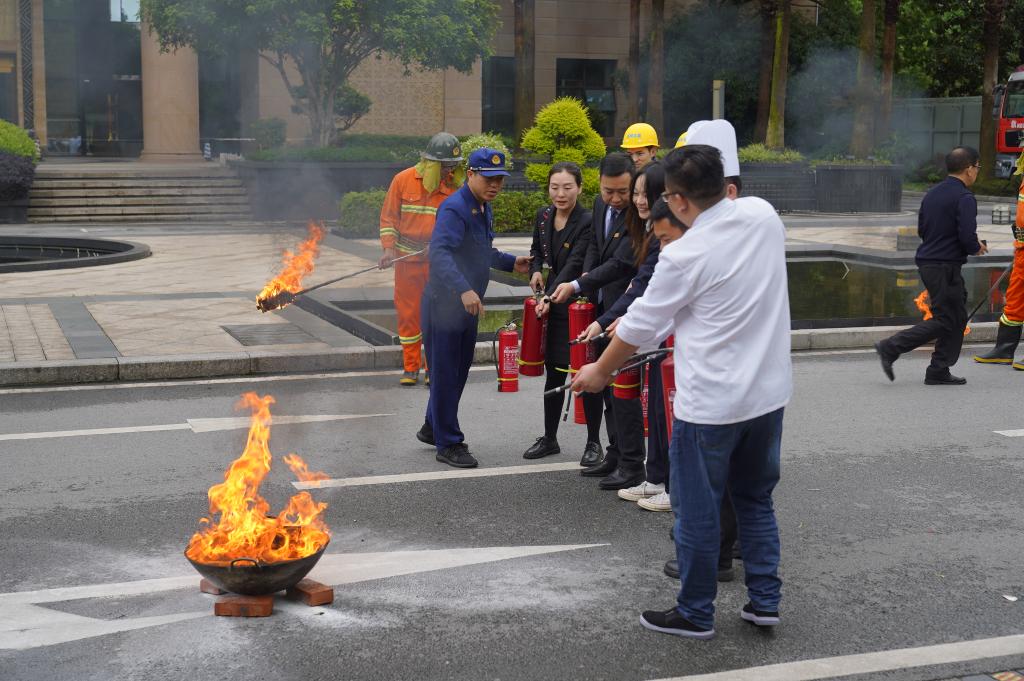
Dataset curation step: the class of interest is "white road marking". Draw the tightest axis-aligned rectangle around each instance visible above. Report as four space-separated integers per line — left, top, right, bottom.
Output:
651 634 1024 681
0 544 605 650
0 414 392 441
293 461 583 489
0 366 493 395
995 429 1024 437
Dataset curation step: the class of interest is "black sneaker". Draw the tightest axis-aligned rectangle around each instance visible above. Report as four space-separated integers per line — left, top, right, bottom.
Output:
740 602 780 627
640 607 714 640
436 443 478 469
924 372 966 385
523 436 560 460
416 422 435 446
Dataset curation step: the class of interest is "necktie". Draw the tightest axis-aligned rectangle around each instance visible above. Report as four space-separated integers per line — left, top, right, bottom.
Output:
605 207 617 239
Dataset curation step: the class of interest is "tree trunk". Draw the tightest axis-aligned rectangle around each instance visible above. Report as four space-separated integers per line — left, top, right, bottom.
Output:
513 0 535 145
647 0 665 132
765 0 791 150
627 0 641 123
849 0 877 158
876 0 900 146
754 0 777 143
979 0 1009 182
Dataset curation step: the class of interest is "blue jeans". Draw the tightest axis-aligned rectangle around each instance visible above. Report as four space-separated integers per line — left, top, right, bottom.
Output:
669 407 784 629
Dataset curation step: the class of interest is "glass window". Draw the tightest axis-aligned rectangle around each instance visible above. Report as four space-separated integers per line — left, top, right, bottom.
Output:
556 58 616 137
0 54 15 124
1003 81 1024 119
110 0 140 22
482 56 514 138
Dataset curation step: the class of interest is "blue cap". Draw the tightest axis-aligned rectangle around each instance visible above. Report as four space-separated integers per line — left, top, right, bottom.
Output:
467 148 510 177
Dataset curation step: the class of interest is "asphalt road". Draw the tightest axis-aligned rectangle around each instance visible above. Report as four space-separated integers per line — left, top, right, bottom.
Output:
1 347 1022 681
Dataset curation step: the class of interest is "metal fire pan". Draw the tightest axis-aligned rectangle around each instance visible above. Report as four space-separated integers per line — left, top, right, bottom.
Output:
185 540 329 596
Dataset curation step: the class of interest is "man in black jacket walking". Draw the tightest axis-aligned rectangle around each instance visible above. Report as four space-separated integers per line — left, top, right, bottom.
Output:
551 152 644 489
875 146 989 385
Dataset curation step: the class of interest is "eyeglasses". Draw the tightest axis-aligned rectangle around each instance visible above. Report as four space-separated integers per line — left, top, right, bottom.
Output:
661 191 682 200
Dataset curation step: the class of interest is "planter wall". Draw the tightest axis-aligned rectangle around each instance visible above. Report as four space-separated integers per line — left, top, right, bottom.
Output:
740 162 816 212
0 199 29 224
815 164 903 213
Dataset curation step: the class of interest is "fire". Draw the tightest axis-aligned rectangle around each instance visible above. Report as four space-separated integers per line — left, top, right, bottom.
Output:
185 393 330 565
256 222 325 308
914 290 970 335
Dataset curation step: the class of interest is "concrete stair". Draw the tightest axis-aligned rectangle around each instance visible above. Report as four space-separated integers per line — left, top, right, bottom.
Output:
28 163 253 223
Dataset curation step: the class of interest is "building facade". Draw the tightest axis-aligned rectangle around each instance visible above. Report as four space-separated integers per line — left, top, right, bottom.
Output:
0 0 816 159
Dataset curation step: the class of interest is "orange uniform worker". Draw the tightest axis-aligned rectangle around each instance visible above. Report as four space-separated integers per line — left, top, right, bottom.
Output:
975 152 1024 369
379 132 464 385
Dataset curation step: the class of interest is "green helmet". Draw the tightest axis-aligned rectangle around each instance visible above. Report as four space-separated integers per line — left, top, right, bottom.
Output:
422 132 463 162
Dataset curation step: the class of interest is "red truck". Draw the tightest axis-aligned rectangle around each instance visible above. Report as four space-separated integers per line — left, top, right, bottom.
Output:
994 65 1024 178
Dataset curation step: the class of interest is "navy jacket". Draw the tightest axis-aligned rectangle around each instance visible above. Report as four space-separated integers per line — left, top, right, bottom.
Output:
598 236 660 329
578 197 638 313
426 183 517 305
915 176 982 265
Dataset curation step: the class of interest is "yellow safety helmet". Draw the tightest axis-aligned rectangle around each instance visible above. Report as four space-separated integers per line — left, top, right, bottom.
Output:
1015 152 1024 176
621 123 659 149
674 132 688 148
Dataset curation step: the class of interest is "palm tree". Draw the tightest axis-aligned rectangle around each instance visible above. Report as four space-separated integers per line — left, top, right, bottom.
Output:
849 0 877 158
513 0 536 144
765 0 791 150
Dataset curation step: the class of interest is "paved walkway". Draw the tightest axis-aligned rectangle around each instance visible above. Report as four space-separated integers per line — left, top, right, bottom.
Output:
0 202 1016 385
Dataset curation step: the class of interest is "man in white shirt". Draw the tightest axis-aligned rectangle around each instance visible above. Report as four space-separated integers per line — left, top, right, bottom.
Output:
573 144 793 640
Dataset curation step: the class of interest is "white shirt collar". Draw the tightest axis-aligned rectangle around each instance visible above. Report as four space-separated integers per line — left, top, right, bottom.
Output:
688 197 732 233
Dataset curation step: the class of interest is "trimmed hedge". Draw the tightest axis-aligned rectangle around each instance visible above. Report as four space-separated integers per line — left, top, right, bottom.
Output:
738 143 804 164
336 189 596 238
0 120 39 162
0 152 35 201
249 118 286 151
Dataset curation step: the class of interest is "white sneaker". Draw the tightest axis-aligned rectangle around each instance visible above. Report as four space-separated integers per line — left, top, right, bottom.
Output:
617 481 665 502
637 491 672 512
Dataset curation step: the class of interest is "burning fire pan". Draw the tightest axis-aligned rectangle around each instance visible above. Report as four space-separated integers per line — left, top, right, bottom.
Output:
186 540 329 596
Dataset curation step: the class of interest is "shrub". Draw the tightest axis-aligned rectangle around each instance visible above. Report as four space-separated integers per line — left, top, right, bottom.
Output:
248 133 429 163
491 191 548 233
521 97 606 195
460 132 512 169
738 143 804 164
337 188 388 238
249 118 286 151
0 120 40 162
0 152 36 201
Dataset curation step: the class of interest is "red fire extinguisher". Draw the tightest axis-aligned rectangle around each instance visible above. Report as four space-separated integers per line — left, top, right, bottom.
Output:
518 294 547 377
568 298 596 424
612 364 641 400
661 336 676 438
496 322 519 393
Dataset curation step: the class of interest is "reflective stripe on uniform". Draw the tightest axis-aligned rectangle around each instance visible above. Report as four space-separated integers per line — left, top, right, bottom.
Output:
1000 314 1024 326
401 205 438 215
399 333 423 345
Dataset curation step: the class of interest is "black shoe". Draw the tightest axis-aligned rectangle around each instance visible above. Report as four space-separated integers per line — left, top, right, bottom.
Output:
740 602 780 627
579 441 602 467
974 322 1022 364
640 607 714 640
924 373 966 385
436 443 478 468
416 422 435 446
598 468 645 490
523 435 560 460
580 458 617 477
874 341 895 381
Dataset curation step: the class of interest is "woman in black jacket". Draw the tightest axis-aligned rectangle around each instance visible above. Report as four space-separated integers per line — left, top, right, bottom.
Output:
522 162 604 464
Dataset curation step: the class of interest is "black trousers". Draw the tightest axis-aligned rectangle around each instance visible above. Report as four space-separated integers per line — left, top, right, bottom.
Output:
542 362 603 443
883 263 968 375
609 392 646 473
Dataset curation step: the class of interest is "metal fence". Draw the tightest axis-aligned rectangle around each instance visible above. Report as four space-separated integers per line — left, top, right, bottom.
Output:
890 96 981 165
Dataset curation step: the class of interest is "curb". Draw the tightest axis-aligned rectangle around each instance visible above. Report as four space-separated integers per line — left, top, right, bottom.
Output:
0 323 1000 388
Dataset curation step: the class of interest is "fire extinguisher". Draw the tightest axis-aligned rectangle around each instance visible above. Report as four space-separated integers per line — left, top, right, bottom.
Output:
612 364 641 400
568 298 596 424
661 336 676 439
495 322 520 393
518 293 547 377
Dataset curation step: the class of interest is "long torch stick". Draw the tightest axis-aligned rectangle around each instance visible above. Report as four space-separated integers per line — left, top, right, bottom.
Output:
966 262 1013 323
257 250 425 312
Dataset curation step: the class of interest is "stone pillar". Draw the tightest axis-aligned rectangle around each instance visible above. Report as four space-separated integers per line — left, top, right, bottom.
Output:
139 19 200 161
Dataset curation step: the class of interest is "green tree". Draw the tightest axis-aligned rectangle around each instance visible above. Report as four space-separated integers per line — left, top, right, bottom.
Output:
849 0 877 157
513 0 536 145
765 0 792 150
140 0 499 146
876 0 901 146
979 0 1009 181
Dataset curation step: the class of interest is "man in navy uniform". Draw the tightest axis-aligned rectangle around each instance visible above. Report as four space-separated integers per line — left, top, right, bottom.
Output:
416 148 532 468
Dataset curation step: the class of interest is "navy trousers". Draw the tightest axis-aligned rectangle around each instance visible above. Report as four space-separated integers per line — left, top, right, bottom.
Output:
422 296 479 451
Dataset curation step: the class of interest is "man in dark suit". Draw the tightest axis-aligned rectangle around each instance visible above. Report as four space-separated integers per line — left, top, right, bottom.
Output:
551 152 644 489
